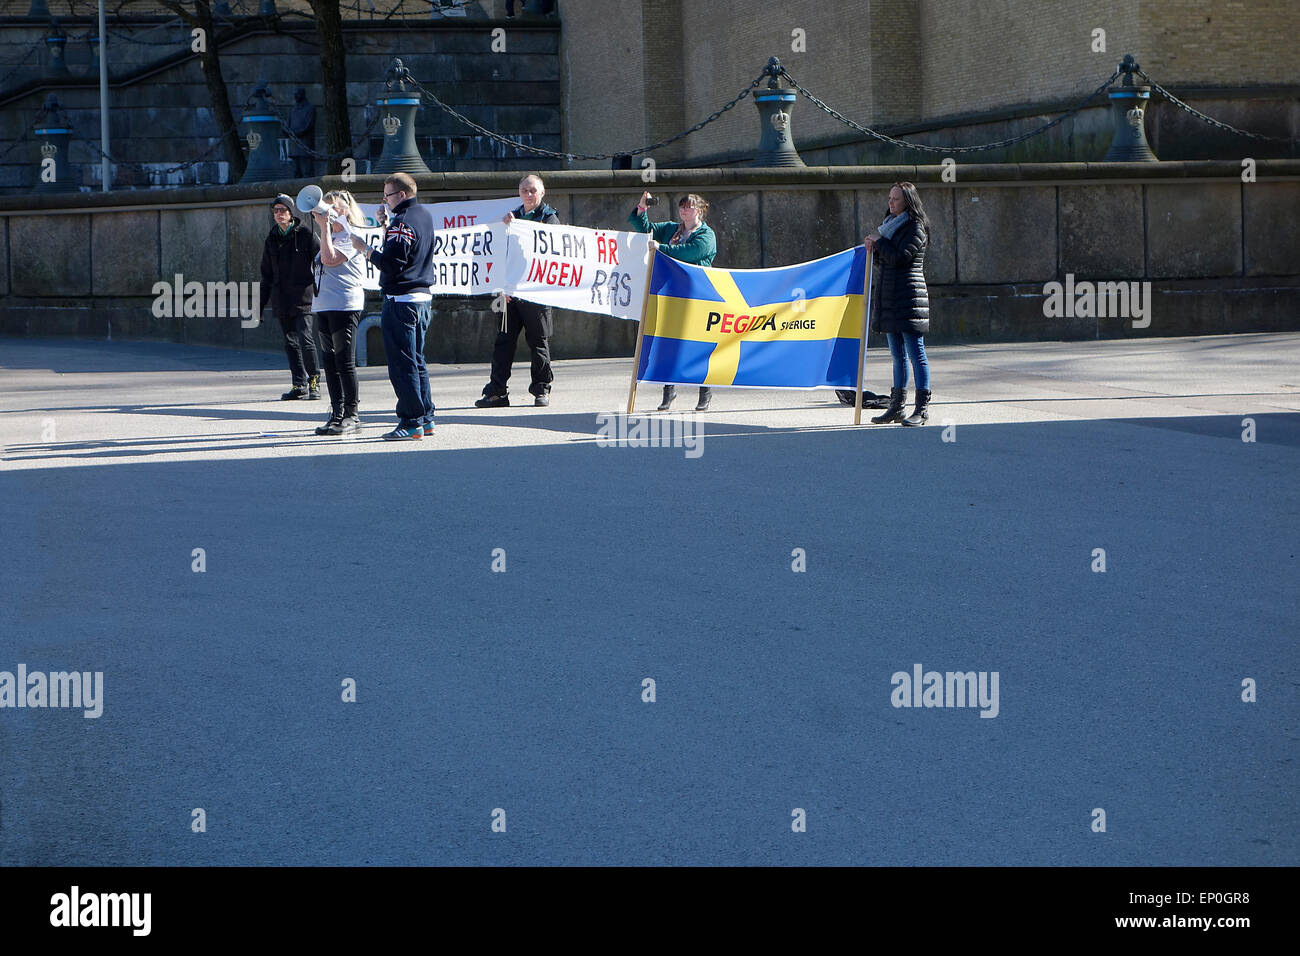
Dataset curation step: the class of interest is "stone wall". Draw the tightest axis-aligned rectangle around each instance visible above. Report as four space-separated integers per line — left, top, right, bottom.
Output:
559 0 1300 166
2 162 1297 363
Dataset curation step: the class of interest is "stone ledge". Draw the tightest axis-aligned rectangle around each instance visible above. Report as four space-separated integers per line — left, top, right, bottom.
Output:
9 160 1299 212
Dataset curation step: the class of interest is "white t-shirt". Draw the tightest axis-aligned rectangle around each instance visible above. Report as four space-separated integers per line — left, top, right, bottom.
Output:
312 228 367 313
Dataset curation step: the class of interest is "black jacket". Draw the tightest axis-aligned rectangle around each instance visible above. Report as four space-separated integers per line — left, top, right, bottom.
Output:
514 201 560 226
871 216 930 335
370 197 437 297
259 218 319 317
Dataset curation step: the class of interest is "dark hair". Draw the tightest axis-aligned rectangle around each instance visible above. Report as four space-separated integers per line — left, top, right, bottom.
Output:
888 181 929 233
679 193 709 219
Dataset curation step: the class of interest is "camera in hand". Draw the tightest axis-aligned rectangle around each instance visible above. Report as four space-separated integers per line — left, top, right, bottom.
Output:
643 194 659 207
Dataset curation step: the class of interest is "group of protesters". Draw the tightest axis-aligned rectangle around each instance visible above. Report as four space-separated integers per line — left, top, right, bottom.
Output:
258 173 934 440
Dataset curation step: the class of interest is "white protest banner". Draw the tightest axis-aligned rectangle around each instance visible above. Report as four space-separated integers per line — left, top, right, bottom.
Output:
503 218 653 320
343 196 519 291
355 196 518 232
426 196 518 230
427 222 506 295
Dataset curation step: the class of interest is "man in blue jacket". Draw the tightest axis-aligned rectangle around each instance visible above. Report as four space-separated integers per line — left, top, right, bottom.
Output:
358 173 437 441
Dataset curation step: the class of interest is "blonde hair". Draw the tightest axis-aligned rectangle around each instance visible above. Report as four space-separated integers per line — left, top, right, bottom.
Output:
324 189 366 227
385 172 417 196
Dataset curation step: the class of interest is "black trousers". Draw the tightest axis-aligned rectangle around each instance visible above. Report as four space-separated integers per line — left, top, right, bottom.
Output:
315 310 363 409
278 312 321 386
487 298 553 397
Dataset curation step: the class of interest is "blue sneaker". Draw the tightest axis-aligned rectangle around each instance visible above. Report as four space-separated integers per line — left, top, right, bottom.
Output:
381 425 423 441
421 422 436 437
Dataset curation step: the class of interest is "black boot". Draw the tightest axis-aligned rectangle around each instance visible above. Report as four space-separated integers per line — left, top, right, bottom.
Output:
902 388 931 426
695 387 711 411
657 385 676 411
837 389 890 408
308 373 322 400
315 406 343 435
281 384 309 401
334 403 360 435
870 387 907 424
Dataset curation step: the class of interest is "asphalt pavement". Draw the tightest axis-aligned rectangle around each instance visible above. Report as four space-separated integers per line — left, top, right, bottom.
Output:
1 332 1296 865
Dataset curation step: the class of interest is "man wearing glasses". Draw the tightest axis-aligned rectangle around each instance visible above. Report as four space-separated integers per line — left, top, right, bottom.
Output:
358 173 437 441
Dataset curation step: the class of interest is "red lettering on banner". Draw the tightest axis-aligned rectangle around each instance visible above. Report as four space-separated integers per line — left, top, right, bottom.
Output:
720 313 733 333
736 315 751 333
533 259 583 287
443 215 478 228
596 234 620 265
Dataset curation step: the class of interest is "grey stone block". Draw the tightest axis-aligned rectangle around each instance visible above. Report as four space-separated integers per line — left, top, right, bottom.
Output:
92 210 159 296
1060 184 1145 280
761 190 856 268
228 204 270 287
571 192 640 234
1146 182 1241 279
921 186 956 286
11 214 91 296
1243 181 1300 277
161 208 229 284
695 192 761 270
955 185 1056 284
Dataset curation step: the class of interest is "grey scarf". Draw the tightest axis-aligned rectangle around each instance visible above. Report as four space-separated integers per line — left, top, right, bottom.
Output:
878 210 910 240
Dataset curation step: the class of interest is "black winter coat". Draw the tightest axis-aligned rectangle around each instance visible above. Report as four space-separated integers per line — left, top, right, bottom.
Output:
871 216 929 335
259 220 319 317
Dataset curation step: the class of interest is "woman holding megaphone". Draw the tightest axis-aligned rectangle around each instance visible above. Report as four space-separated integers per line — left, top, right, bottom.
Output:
301 186 369 436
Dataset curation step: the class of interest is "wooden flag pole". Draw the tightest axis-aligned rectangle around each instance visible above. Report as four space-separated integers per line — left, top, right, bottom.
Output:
853 245 875 425
626 249 657 415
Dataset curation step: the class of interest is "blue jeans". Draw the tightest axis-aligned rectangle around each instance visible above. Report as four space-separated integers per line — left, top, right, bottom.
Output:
381 298 434 430
887 331 930 391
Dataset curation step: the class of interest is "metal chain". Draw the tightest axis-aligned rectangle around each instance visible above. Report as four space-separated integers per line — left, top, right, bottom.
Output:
0 120 43 162
0 46 39 89
107 20 188 46
70 120 245 174
1136 68 1295 143
405 69 769 162
263 95 386 160
779 66 1122 153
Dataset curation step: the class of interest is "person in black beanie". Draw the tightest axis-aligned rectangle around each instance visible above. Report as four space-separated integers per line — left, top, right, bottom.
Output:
476 174 560 408
260 193 322 400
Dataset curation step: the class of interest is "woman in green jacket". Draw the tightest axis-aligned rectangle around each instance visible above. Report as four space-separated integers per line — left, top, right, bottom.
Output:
628 191 717 411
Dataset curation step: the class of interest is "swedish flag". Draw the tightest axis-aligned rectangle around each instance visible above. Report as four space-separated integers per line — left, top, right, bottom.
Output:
637 247 867 389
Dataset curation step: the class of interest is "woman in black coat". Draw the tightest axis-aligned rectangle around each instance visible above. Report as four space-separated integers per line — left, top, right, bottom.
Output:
865 182 931 425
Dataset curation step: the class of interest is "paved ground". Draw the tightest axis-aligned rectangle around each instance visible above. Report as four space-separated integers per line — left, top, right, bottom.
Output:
0 333 1297 865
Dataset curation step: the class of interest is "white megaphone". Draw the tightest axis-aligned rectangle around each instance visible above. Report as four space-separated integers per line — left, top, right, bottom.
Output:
296 184 332 218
